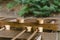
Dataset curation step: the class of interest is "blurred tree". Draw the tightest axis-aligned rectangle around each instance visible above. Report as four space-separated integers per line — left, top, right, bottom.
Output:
1 0 60 17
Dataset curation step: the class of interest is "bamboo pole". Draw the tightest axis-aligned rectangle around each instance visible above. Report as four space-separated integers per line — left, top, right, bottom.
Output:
27 30 38 40
0 27 5 31
11 30 26 40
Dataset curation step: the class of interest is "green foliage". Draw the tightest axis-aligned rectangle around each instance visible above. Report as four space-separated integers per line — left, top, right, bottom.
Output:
5 0 60 17
49 4 57 12
41 5 49 11
0 0 3 2
18 5 29 16
0 6 2 8
6 1 18 9
53 0 60 6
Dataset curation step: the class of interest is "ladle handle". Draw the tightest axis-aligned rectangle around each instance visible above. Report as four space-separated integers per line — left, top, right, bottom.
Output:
0 27 5 31
11 30 26 40
27 30 38 40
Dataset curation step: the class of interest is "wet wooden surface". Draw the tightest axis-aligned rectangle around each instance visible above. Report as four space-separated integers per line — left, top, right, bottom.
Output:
0 30 20 38
0 28 57 40
0 30 57 40
0 30 32 39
